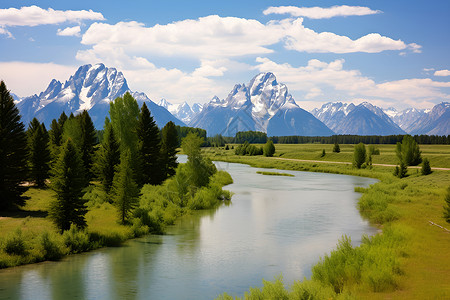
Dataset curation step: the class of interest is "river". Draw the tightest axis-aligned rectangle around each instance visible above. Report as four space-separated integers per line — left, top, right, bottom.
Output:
0 157 377 299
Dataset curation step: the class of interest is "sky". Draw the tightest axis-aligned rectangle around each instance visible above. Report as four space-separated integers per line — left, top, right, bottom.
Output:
0 0 449 111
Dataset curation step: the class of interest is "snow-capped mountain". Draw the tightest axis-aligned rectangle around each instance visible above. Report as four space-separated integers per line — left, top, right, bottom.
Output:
311 102 405 135
157 99 203 124
383 107 428 132
190 72 334 136
16 63 185 129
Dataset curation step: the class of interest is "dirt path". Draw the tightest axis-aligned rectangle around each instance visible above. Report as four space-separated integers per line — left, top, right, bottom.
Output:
271 157 450 171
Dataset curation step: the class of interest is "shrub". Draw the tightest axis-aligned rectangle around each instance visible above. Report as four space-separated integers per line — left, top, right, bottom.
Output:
40 231 65 260
332 142 340 153
353 143 366 169
368 145 380 155
263 140 275 157
320 149 326 157
421 158 431 175
3 228 26 256
63 225 91 254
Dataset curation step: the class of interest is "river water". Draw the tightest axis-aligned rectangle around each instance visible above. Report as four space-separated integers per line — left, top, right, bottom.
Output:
0 158 377 299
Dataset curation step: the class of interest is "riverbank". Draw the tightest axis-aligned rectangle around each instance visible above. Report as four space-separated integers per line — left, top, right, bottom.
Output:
206 144 450 299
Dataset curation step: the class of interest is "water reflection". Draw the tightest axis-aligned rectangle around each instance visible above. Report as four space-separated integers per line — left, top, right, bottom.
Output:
0 158 377 300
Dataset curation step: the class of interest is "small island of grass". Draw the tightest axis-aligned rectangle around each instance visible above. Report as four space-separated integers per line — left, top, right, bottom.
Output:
256 171 294 177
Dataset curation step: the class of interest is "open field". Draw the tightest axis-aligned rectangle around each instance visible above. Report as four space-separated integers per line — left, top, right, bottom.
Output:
206 143 450 299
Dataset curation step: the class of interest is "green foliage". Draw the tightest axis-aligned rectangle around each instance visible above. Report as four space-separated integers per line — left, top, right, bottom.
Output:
0 80 29 209
27 119 51 187
182 133 217 188
256 171 294 177
235 141 263 156
109 92 140 154
177 126 207 147
263 140 276 157
3 228 26 256
332 142 341 153
444 186 450 223
49 139 87 232
353 143 366 169
320 149 326 157
111 151 140 224
161 121 179 179
49 118 63 165
234 131 267 144
421 158 432 175
396 135 422 166
368 145 380 155
137 102 163 185
208 134 226 147
62 225 91 254
94 120 120 195
40 231 65 260
78 110 97 182
393 161 407 179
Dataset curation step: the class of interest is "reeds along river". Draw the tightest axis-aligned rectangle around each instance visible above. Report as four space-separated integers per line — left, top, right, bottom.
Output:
0 157 377 299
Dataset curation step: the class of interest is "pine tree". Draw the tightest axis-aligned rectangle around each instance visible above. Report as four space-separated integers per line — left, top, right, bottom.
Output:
58 111 68 128
79 110 97 182
333 142 340 153
444 186 450 223
95 119 120 195
27 120 50 187
421 158 432 175
161 121 179 179
396 135 422 166
49 119 63 164
111 151 139 224
353 143 366 169
49 139 87 232
137 103 163 185
0 81 29 209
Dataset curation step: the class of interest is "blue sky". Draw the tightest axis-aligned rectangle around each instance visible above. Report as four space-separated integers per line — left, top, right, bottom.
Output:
0 0 449 110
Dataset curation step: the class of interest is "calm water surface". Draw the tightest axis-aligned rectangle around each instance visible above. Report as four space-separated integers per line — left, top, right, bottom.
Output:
0 157 377 299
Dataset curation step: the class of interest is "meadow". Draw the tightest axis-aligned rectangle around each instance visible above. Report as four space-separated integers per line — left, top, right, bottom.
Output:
207 143 450 299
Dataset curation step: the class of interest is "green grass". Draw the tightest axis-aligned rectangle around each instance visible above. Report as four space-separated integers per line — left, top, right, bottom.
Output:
209 144 450 299
256 171 294 177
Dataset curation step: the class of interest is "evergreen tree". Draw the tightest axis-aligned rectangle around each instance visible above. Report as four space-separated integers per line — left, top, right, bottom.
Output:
49 139 87 231
161 121 179 179
58 111 68 128
182 133 216 188
79 110 97 182
95 119 120 195
28 119 50 187
393 160 407 178
0 81 29 209
49 119 63 164
421 158 432 175
353 143 366 169
444 186 450 223
263 140 276 157
137 102 163 185
396 135 422 166
332 142 340 153
111 151 139 224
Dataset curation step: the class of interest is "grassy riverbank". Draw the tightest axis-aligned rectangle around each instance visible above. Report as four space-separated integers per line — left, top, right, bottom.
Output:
0 170 232 268
208 144 450 299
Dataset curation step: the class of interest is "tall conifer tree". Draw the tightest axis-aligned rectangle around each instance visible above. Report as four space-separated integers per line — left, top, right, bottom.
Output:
137 102 163 185
111 151 139 224
0 81 28 209
28 119 50 187
79 110 97 182
49 139 87 231
95 119 120 195
161 121 178 179
49 119 63 164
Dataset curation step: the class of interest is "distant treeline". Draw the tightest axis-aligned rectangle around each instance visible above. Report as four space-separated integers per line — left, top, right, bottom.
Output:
203 130 450 145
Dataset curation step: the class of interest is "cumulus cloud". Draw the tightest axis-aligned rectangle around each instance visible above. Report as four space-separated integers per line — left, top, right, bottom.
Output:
0 6 104 27
434 69 450 76
254 57 450 108
0 26 13 38
263 5 380 19
57 25 81 37
0 62 76 97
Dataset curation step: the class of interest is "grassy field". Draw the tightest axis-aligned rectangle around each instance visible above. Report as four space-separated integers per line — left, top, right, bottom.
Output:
206 143 450 299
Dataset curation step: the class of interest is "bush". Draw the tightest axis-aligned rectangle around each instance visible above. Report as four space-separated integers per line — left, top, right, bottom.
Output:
63 225 91 254
40 231 65 260
332 142 340 153
3 228 26 256
263 140 275 157
368 145 380 155
393 161 407 178
353 143 366 169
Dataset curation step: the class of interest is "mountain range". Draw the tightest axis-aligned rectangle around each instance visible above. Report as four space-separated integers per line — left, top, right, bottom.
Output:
15 63 185 129
11 63 449 136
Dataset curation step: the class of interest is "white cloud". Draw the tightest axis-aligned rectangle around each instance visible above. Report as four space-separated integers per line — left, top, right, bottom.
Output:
0 62 76 97
434 69 450 76
0 26 13 38
263 5 380 19
57 26 81 37
0 6 104 27
254 57 450 108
